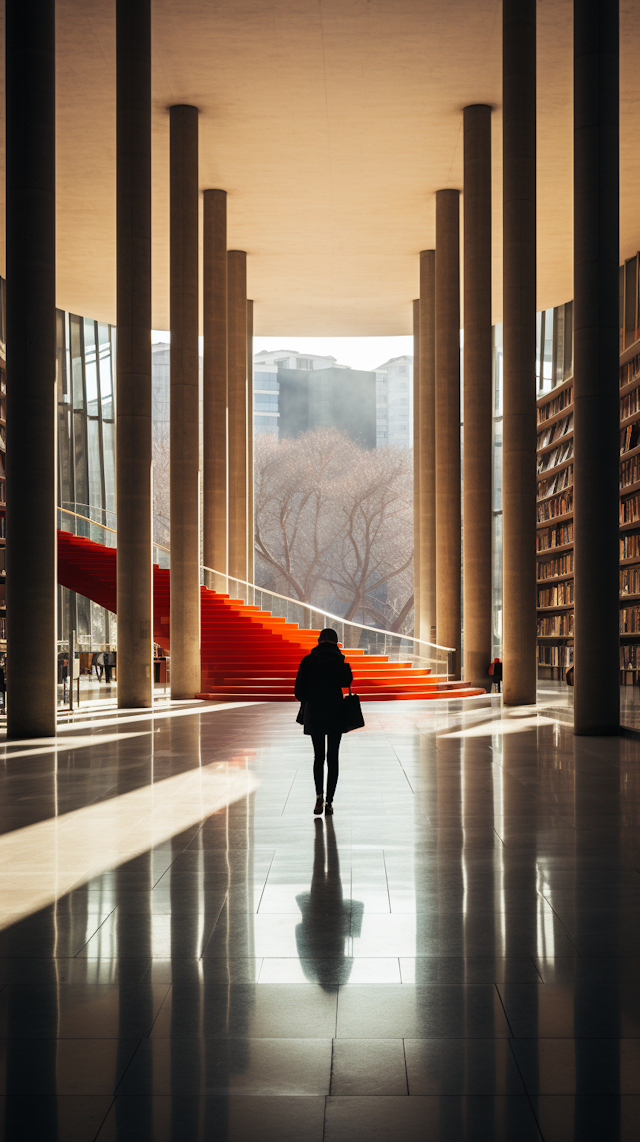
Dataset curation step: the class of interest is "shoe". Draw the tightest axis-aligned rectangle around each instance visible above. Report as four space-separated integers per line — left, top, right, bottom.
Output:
325 801 333 815
314 795 324 815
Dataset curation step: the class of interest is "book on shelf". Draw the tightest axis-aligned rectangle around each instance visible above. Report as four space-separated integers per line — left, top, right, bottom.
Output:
537 386 573 424
537 522 573 551
537 439 574 474
538 553 574 580
538 581 574 608
620 353 640 390
620 492 640 524
621 567 640 595
537 412 573 450
620 531 640 559
537 464 573 502
538 612 574 636
538 644 573 668
537 488 573 523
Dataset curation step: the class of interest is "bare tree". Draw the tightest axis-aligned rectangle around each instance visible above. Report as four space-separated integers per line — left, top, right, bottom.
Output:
254 427 414 630
328 446 414 628
152 417 171 549
254 428 354 602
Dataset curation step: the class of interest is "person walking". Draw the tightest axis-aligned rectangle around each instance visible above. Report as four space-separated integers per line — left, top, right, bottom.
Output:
295 628 352 817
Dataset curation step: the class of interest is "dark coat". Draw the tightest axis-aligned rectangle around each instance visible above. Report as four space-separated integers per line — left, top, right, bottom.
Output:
294 643 353 736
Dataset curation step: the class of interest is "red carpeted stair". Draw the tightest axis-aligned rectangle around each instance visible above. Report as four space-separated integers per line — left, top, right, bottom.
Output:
57 530 486 703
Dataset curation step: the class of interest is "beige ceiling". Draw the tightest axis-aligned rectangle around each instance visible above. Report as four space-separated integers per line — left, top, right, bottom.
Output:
6 0 640 334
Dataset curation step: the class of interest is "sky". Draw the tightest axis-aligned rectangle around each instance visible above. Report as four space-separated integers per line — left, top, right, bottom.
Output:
151 331 413 371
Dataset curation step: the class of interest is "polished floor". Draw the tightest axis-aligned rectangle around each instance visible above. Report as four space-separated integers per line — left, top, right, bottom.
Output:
0 693 639 1139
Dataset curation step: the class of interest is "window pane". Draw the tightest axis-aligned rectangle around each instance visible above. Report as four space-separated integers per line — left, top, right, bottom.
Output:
102 421 116 514
58 406 73 506
98 322 113 418
70 315 84 409
84 318 99 415
73 410 88 506
87 418 103 510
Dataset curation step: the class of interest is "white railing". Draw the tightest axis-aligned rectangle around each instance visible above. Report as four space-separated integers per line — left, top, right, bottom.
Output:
202 566 453 677
56 508 453 676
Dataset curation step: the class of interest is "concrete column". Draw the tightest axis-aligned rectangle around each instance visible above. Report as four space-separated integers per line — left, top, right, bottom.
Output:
502 0 537 706
419 252 436 645
202 189 228 581
463 105 493 691
573 0 619 734
115 0 153 710
247 299 255 585
412 298 421 639
170 105 201 698
227 251 248 583
6 0 56 737
435 191 462 676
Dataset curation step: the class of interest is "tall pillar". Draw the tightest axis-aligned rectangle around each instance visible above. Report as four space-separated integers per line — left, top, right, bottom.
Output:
247 299 255 585
115 0 153 710
202 189 228 581
170 105 201 698
502 0 537 706
412 298 421 638
6 0 57 736
227 251 248 583
573 0 619 734
463 105 493 691
419 252 436 645
435 191 462 676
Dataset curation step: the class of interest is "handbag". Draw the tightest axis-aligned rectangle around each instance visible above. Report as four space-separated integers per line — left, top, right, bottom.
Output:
296 702 305 726
341 684 365 733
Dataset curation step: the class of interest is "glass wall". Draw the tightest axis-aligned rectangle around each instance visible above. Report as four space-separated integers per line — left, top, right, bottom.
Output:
57 309 117 652
490 302 573 660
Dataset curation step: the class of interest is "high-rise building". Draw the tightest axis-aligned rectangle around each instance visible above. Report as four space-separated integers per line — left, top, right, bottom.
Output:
373 355 413 448
253 348 376 448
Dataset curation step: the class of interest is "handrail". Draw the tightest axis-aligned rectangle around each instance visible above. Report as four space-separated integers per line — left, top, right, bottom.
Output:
59 506 117 535
202 564 454 654
58 507 171 555
57 507 452 655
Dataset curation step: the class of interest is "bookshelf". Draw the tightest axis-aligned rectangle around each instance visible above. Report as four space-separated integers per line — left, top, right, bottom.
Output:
535 254 640 684
536 374 574 680
619 339 640 682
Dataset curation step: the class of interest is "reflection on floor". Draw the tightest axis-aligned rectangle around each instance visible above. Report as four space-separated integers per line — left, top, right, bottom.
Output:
0 694 639 1139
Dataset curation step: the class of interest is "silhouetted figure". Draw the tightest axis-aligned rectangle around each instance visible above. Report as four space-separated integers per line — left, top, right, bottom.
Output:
295 628 352 815
488 657 502 693
295 817 364 989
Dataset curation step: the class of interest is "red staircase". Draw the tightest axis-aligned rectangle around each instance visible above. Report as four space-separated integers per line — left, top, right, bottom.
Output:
57 530 486 703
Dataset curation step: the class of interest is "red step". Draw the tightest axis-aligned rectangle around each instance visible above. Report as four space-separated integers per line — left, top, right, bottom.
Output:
57 529 486 704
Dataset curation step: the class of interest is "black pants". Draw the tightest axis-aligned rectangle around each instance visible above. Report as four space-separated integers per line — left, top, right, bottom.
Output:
312 732 342 801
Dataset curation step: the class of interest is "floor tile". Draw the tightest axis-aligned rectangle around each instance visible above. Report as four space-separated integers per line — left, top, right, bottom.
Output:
330 1038 407 1095
117 1037 332 1095
531 1095 640 1142
0 1095 114 1141
0 1038 140 1095
404 1038 525 1094
336 984 511 1038
95 1094 326 1141
150 983 338 1038
498 983 640 1037
511 1038 640 1094
323 1095 543 1141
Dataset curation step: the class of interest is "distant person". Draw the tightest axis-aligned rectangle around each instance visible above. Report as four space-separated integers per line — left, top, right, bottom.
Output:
105 649 116 684
0 658 6 711
295 628 352 816
488 657 502 693
95 651 105 682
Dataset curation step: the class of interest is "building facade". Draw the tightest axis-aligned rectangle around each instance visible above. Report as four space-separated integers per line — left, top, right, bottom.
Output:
374 354 414 448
